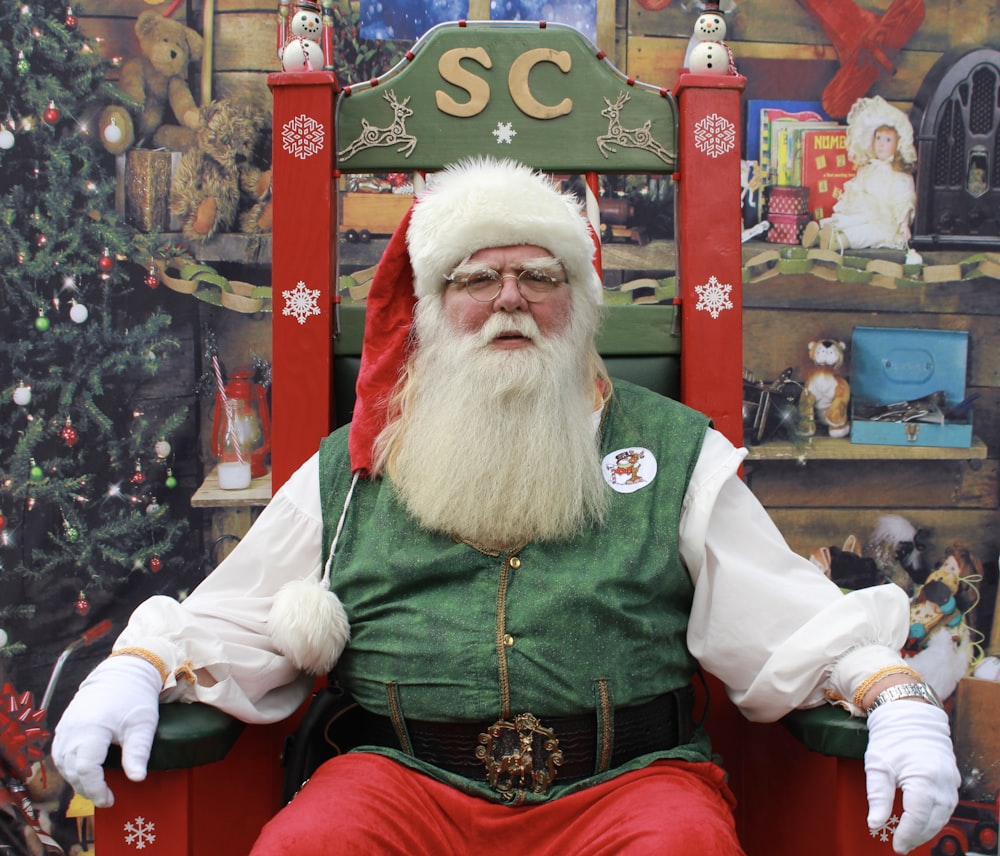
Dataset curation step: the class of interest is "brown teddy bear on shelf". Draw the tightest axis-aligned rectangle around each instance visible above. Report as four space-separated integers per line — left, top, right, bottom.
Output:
798 338 851 438
169 97 271 242
97 10 204 155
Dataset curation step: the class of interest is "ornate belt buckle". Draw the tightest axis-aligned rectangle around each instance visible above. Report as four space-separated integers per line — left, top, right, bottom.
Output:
475 713 563 795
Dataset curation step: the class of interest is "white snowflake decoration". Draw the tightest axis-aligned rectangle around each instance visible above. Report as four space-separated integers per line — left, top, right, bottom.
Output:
694 275 733 318
282 280 322 324
492 121 517 144
869 814 900 844
282 113 325 160
124 816 156 849
693 113 736 158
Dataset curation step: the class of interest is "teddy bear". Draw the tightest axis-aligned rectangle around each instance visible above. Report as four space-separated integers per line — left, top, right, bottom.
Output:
169 97 271 242
97 10 204 155
798 338 851 438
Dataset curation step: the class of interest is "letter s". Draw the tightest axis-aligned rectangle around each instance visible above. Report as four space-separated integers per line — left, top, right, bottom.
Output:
436 47 492 117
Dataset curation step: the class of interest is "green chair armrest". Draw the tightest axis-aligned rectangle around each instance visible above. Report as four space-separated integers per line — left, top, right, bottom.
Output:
105 703 245 771
782 705 869 761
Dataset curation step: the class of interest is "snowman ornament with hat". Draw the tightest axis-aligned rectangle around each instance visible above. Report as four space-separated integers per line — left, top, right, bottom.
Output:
685 2 738 75
279 0 325 72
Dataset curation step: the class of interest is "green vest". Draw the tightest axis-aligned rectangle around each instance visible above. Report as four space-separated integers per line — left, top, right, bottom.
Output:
319 380 713 802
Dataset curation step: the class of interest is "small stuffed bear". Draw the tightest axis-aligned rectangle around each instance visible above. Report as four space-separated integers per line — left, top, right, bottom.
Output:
798 338 851 438
170 98 270 242
98 11 204 155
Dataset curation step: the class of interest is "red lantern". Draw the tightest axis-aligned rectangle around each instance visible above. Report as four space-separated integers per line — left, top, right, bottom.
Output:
211 368 271 479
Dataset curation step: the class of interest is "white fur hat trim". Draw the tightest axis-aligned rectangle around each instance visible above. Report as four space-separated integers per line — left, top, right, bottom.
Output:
406 156 602 303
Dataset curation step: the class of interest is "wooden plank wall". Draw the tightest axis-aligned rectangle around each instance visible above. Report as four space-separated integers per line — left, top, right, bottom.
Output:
76 0 278 109
626 0 999 118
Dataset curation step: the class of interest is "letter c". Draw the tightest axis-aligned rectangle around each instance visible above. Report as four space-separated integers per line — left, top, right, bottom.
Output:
509 48 572 119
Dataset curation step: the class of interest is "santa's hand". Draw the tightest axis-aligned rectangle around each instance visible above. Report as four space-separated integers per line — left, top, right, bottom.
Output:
52 655 163 807
864 700 960 854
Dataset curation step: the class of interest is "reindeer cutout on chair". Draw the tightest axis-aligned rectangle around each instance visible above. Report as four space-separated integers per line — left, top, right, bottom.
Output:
596 91 673 165
338 89 418 162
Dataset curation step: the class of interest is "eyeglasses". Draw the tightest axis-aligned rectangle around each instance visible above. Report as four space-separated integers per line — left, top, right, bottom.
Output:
444 263 567 303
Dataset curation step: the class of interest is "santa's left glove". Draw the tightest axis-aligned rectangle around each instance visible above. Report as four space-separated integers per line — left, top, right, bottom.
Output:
864 700 960 854
52 655 163 808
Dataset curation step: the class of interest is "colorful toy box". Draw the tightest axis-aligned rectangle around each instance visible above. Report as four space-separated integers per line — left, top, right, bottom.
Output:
850 326 973 448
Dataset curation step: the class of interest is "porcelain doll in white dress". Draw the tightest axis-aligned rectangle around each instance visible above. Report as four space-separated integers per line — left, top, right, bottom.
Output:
803 95 918 257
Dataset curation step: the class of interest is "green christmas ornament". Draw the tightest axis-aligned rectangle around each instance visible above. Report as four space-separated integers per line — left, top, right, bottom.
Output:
29 462 44 482
35 312 50 332
17 51 29 75
165 469 178 489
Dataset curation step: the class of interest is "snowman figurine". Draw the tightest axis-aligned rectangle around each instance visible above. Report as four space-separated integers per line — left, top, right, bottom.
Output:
280 0 325 72
684 3 736 75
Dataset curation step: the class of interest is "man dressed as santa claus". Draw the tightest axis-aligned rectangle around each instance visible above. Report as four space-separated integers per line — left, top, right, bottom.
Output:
54 158 958 855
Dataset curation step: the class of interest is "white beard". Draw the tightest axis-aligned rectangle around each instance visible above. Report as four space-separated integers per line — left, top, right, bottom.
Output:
378 297 607 548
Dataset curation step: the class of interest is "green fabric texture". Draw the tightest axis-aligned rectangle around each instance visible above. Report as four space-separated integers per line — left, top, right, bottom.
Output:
318 379 713 802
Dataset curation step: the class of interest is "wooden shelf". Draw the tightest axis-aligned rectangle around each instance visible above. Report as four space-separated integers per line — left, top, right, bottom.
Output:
191 467 272 508
745 435 988 462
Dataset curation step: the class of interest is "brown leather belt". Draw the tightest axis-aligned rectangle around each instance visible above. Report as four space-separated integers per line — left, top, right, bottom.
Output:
358 687 695 794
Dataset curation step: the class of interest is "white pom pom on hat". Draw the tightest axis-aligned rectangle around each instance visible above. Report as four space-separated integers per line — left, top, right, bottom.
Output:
268 575 351 675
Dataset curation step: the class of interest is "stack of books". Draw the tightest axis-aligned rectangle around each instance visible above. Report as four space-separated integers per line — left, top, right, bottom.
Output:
745 100 858 241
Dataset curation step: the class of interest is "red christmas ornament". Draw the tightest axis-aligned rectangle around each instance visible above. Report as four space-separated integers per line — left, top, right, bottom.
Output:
144 267 159 289
74 591 90 616
60 417 78 447
43 102 60 124
0 513 6 531
65 6 78 27
150 556 162 573
98 251 113 271
130 461 146 485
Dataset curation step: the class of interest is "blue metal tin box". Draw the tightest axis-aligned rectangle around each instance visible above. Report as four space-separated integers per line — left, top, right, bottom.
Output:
850 326 973 448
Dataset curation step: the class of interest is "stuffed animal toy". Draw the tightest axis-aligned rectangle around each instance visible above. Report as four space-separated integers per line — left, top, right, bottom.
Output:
799 338 851 438
97 10 204 155
809 534 887 590
170 97 271 242
903 542 982 702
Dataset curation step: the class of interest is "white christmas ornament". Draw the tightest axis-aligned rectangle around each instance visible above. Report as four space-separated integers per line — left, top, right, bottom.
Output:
154 439 172 459
13 383 31 406
69 301 88 323
103 117 123 145
0 628 7 648
0 129 14 150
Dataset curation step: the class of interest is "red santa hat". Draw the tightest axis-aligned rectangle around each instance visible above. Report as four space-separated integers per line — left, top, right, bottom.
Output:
349 156 602 477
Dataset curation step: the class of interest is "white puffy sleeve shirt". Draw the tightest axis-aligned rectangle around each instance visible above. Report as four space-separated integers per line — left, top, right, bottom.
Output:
116 427 908 724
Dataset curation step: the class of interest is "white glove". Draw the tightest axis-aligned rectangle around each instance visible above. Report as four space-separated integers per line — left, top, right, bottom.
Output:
865 700 960 854
52 655 163 808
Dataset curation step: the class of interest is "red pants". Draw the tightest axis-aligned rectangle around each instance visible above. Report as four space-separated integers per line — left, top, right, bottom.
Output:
252 754 746 855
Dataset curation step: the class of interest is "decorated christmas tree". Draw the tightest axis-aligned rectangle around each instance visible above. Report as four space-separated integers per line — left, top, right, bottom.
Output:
0 2 201 846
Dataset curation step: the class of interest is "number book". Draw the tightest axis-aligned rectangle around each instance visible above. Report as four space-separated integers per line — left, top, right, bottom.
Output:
800 127 857 219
